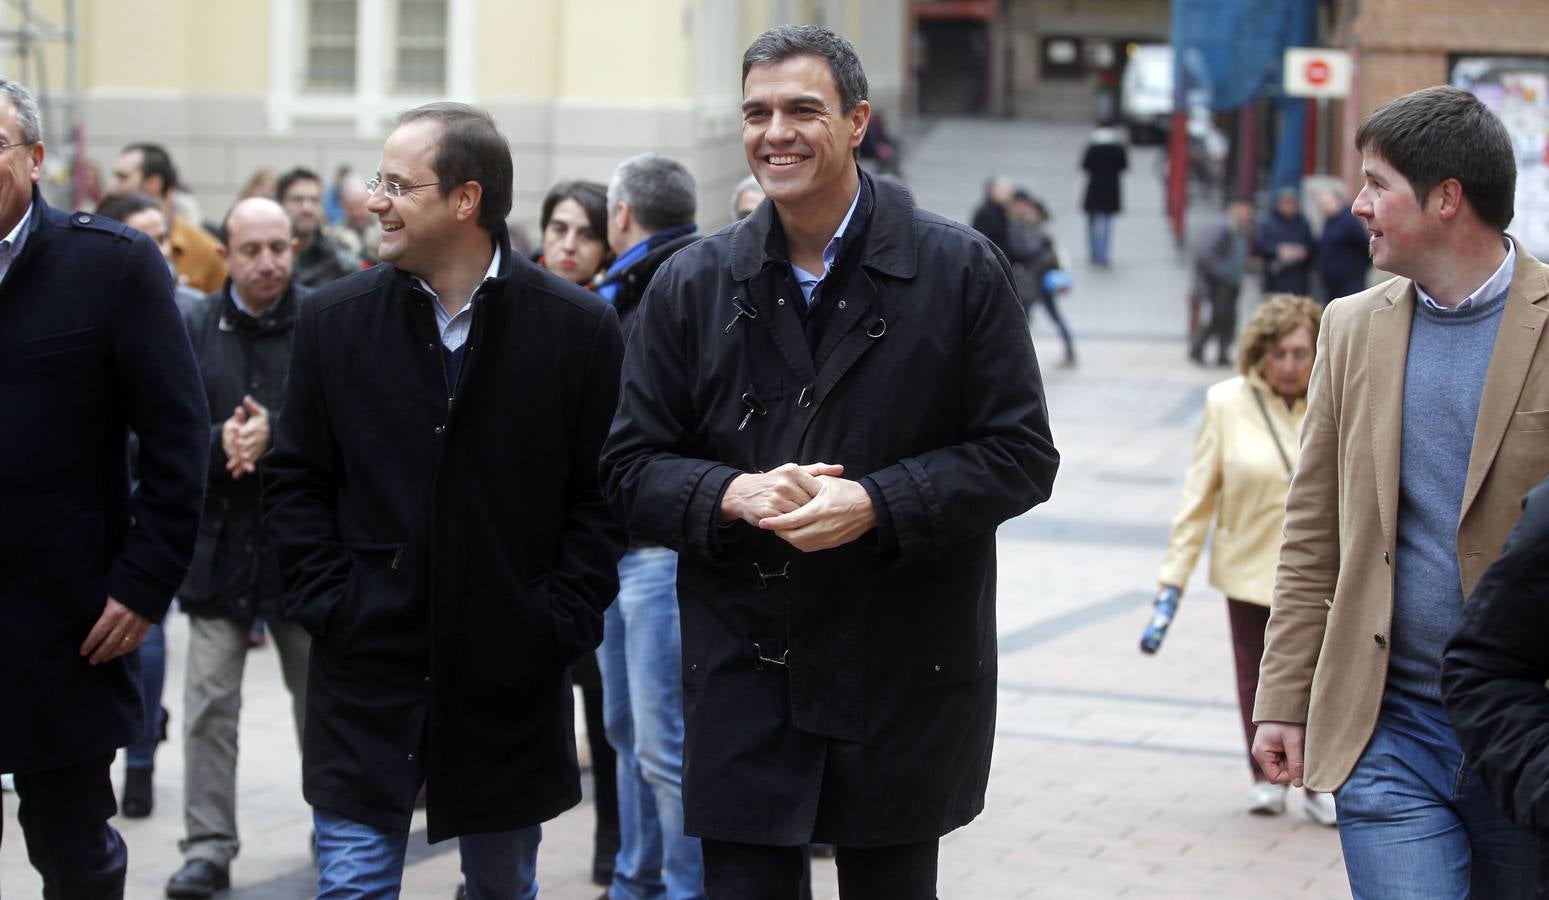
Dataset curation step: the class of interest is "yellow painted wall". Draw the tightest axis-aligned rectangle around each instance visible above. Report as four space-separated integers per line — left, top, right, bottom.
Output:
555 0 693 101
80 0 185 89
184 2 268 94
477 0 559 98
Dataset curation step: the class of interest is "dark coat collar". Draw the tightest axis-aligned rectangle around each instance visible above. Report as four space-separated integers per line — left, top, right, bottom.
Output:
391 222 517 295
729 170 917 283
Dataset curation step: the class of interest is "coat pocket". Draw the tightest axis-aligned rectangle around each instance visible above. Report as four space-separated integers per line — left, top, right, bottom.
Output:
325 542 406 647
466 576 558 690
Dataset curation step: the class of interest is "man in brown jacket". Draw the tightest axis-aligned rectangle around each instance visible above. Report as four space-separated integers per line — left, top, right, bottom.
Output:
109 142 225 293
1252 85 1549 897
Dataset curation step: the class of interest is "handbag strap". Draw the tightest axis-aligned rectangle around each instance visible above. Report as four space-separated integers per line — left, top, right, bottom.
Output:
1250 385 1295 480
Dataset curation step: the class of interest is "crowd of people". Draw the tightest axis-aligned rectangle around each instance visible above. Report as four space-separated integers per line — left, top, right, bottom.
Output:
5 20 1549 900
1 24 1059 900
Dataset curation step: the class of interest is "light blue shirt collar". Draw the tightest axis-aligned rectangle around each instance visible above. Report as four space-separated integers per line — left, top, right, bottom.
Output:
416 244 502 351
0 202 33 282
791 182 862 305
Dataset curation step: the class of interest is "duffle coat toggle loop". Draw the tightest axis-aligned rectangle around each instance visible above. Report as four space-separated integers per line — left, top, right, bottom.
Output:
752 641 789 671
738 391 768 432
751 560 790 589
724 297 759 334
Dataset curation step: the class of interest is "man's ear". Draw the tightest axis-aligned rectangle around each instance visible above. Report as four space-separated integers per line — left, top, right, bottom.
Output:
144 174 165 199
613 201 632 234
1432 177 1465 222
454 181 484 224
848 100 872 150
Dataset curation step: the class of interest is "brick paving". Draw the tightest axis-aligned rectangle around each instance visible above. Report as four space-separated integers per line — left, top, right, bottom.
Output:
1 119 1345 898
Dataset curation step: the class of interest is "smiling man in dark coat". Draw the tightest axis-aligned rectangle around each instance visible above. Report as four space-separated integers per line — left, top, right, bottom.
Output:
601 25 1059 899
0 78 207 898
263 102 626 897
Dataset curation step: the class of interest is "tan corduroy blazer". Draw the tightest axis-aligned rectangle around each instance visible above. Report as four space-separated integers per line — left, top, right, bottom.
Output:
1158 373 1306 606
1254 238 1549 792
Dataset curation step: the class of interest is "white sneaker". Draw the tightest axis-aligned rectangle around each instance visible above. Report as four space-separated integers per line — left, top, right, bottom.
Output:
1303 791 1338 827
1248 781 1288 815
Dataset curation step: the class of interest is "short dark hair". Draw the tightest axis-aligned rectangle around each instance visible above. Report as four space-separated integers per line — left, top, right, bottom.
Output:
742 24 868 113
395 102 513 234
607 154 696 233
122 142 178 193
541 179 609 236
1355 85 1516 231
276 167 322 203
94 191 160 224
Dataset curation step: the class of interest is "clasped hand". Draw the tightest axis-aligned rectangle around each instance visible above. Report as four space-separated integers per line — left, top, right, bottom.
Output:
719 462 877 553
221 395 271 480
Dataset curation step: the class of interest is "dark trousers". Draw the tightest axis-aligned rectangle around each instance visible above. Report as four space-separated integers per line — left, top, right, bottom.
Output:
1 752 127 899
702 837 939 900
1190 277 1241 364
1226 598 1271 782
1026 292 1076 362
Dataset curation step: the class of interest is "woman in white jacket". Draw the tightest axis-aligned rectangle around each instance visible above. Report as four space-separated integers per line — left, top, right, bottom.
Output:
1154 294 1336 825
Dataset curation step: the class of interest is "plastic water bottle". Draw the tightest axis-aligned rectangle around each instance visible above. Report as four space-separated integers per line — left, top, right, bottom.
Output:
1139 586 1182 654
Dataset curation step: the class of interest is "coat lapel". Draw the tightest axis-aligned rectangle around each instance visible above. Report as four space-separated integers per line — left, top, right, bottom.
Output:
1368 280 1412 550
745 266 817 383
1461 243 1549 521
811 269 898 399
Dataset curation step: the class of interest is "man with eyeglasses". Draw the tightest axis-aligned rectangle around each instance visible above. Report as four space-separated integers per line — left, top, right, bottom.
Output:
263 101 626 897
0 77 208 899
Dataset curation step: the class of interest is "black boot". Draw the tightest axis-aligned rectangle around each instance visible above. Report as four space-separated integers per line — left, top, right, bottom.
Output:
121 766 154 818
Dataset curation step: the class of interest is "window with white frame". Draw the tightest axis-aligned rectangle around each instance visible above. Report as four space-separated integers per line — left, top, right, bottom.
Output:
394 0 448 93
305 0 359 91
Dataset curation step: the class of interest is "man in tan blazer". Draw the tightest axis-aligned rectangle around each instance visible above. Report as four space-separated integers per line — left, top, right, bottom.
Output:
1252 85 1548 897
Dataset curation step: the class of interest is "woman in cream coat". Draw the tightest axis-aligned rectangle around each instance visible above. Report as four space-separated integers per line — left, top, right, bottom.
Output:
1156 294 1335 824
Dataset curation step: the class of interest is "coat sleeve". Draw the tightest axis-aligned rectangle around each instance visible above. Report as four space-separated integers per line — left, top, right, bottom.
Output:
1442 479 1549 833
860 240 1060 557
1254 313 1340 724
601 261 744 558
182 298 234 481
1195 224 1233 284
108 232 210 621
546 309 627 662
261 295 350 636
1157 389 1224 589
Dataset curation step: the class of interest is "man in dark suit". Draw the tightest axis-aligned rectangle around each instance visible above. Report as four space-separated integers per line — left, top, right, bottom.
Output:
0 78 208 898
263 102 626 897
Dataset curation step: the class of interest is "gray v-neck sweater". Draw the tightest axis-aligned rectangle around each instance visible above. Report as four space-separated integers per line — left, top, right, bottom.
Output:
1387 283 1509 702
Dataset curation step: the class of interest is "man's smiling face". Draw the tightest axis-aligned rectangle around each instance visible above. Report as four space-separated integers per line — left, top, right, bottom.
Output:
741 54 869 213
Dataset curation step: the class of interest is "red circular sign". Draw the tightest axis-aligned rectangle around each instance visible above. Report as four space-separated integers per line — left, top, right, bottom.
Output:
1305 60 1331 85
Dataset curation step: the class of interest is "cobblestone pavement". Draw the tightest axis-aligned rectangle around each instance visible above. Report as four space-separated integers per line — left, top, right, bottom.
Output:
2 119 1343 898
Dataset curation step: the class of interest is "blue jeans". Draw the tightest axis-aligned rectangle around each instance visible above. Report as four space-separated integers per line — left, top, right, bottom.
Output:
598 546 705 899
126 622 166 769
1335 689 1536 899
314 808 539 899
1087 213 1114 265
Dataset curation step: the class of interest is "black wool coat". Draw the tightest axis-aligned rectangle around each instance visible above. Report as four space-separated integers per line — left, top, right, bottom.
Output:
1443 476 1549 891
262 243 627 841
601 173 1060 846
1081 137 1128 214
179 283 305 622
0 190 208 773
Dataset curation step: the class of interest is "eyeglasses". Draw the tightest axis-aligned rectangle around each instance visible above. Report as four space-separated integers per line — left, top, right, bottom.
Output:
0 139 35 155
364 176 443 199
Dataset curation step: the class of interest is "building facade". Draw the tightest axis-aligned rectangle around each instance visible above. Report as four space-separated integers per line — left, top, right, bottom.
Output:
4 0 908 235
1336 0 1549 255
